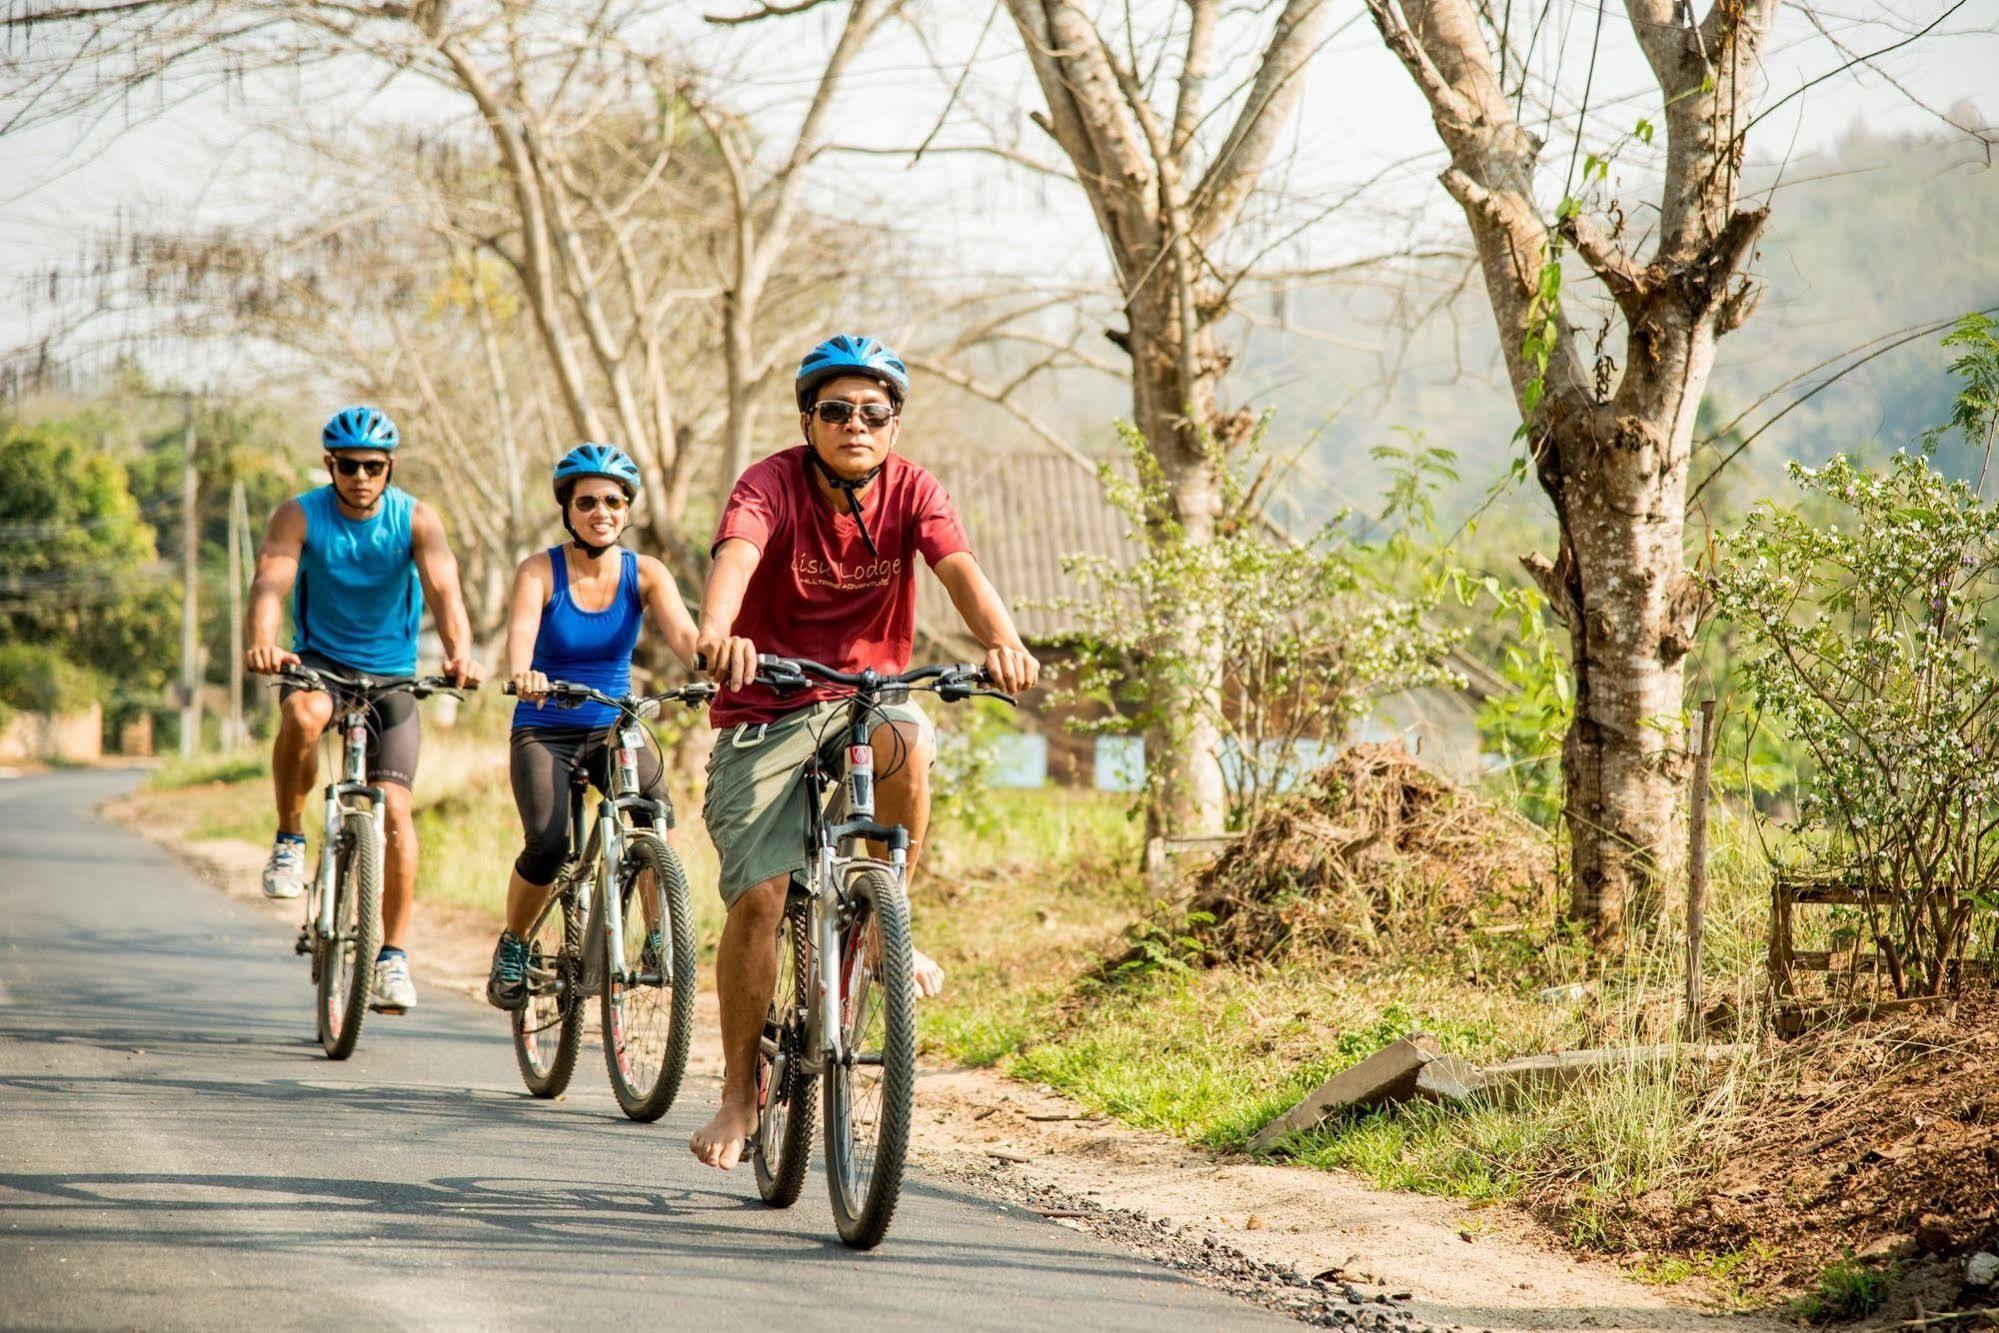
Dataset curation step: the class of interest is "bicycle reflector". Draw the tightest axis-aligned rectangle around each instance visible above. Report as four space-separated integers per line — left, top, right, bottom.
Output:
847 745 874 816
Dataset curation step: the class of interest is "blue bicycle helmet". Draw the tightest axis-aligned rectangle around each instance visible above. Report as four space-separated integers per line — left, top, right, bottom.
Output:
321 405 399 452
794 334 908 411
552 442 642 503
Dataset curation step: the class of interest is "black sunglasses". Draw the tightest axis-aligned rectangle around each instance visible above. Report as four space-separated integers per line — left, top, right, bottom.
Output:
571 492 628 513
810 401 897 428
331 457 389 478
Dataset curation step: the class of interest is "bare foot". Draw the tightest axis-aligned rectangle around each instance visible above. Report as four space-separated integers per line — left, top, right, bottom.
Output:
913 947 945 999
689 1101 757 1170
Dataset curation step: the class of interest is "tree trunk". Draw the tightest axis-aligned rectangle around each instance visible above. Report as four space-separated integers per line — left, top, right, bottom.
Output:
1130 293 1228 838
1367 0 1775 946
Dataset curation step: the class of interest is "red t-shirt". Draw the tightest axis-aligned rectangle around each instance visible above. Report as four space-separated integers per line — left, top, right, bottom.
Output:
709 446 973 726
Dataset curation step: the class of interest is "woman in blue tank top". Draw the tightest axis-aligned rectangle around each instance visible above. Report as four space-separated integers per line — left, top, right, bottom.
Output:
487 444 701 1013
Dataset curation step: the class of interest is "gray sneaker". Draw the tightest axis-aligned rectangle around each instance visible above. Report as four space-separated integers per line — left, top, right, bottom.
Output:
370 953 417 1013
262 837 307 900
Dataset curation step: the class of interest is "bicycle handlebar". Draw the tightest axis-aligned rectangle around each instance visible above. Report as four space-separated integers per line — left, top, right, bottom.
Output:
266 663 472 700
752 654 1015 707
502 678 716 715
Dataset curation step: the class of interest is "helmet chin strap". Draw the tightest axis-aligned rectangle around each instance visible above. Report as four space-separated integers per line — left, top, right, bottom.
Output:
805 448 883 557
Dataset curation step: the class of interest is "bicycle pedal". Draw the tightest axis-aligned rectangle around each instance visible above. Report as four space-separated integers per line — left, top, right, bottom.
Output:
293 929 311 956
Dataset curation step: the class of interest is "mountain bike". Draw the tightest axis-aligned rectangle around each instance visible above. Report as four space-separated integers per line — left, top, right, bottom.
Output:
500 677 714 1120
745 655 1015 1249
271 663 466 1060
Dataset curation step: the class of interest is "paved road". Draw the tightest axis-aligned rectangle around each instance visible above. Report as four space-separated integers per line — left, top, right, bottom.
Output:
0 769 1280 1331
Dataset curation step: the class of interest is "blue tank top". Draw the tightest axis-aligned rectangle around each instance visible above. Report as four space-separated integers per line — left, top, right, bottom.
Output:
513 546 643 731
292 485 422 675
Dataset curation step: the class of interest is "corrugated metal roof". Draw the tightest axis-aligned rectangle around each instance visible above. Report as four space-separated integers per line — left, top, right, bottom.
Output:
920 451 1143 642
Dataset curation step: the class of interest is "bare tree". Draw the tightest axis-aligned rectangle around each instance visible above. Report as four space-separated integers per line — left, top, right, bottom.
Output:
691 0 906 489
994 0 1336 838
1362 0 1780 942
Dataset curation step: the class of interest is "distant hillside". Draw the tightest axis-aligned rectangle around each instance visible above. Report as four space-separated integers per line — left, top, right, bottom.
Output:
1237 126 1999 525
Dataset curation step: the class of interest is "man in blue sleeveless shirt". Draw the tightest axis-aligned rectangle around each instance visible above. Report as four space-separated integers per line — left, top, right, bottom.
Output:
244 406 484 1014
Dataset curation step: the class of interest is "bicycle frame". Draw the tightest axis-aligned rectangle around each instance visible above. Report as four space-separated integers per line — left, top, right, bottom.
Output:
308 695 386 944
792 696 912 1076
576 712 674 993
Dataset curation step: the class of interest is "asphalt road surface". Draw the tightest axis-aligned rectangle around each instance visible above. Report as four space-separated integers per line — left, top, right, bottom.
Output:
0 768 1283 1330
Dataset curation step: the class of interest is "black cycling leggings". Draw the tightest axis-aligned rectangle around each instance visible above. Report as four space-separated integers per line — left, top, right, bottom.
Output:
509 727 668 886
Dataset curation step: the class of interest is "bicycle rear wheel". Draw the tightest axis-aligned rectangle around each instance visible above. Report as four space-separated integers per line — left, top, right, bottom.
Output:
601 835 696 1121
316 812 381 1061
754 897 815 1207
512 880 584 1097
823 869 915 1249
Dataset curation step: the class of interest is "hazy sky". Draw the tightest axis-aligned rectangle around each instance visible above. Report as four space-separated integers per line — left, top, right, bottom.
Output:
3 1 1995 385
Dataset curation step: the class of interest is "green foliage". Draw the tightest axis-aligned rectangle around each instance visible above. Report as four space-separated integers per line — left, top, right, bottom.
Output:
1475 586 1571 824
1787 1253 1895 1323
1711 319 1999 995
1047 420 1463 829
0 420 177 691
0 642 103 714
931 695 1020 839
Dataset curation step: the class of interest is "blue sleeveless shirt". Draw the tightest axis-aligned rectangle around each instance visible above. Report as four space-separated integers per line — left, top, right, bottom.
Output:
513 546 643 731
292 485 422 675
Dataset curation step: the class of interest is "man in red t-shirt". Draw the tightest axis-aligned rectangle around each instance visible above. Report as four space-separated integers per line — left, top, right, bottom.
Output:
690 334 1039 1171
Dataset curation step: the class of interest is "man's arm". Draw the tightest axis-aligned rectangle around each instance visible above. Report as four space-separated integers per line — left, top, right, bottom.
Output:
637 555 701 671
409 501 485 686
694 537 762 691
244 499 306 674
932 551 1039 694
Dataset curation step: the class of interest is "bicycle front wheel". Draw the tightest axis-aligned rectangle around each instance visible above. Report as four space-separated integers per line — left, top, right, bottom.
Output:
823 869 915 1249
513 882 584 1097
753 897 815 1207
601 835 696 1121
316 812 381 1061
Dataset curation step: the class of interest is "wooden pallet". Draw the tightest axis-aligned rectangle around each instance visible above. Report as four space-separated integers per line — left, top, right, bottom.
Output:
1768 872 1992 1030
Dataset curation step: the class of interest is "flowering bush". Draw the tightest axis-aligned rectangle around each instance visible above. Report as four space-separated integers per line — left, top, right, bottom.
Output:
1710 316 1999 996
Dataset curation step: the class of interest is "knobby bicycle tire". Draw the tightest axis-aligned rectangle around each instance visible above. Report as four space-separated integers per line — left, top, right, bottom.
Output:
317 812 381 1061
513 879 584 1097
823 869 915 1249
754 899 816 1207
601 835 696 1122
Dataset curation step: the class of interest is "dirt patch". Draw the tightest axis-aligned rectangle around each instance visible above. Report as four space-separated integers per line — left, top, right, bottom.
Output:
1167 745 1555 970
106 785 1762 1330
1591 996 1999 1311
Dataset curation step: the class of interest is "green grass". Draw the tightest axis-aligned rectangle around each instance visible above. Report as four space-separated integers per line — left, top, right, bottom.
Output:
1632 1246 1771 1311
1787 1254 1897 1323
148 750 269 791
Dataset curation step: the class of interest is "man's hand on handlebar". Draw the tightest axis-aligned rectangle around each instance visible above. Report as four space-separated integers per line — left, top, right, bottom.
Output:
442 655 485 689
983 644 1039 696
511 668 552 705
695 628 758 692
245 644 301 675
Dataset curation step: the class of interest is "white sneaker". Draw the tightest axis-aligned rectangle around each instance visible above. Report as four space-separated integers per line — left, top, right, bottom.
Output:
370 954 417 1013
262 837 307 900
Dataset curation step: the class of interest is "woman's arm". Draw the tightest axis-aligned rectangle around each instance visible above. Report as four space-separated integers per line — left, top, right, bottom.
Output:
637 555 700 670
506 553 555 703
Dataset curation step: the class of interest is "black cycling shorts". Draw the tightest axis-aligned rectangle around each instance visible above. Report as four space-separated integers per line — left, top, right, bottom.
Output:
280 649 421 788
509 726 668 886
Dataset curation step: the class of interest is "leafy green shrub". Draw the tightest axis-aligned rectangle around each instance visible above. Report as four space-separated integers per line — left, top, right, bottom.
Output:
1711 315 1999 996
1048 421 1463 830
0 642 103 715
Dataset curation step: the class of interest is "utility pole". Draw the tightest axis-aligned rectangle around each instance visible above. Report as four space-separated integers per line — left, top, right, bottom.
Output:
227 478 246 750
178 399 202 758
